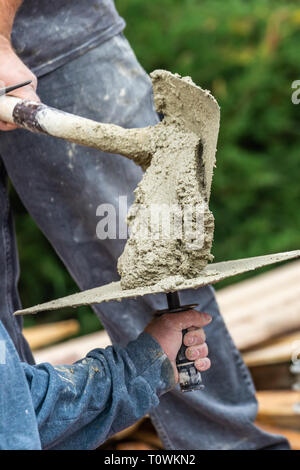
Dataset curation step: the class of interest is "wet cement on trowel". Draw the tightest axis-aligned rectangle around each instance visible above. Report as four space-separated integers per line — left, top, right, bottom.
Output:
118 70 220 289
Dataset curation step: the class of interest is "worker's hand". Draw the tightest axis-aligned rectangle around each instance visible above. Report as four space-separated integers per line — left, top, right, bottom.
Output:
145 310 212 382
0 35 39 131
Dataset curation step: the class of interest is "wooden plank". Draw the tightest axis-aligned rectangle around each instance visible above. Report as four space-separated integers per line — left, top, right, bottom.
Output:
250 363 293 391
217 260 300 316
242 331 300 367
257 390 300 430
216 259 300 350
33 329 111 364
23 320 79 350
116 441 157 450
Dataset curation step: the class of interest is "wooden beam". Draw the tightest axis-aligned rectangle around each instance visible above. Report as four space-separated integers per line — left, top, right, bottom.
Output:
216 260 300 350
24 319 79 351
242 331 300 367
257 390 300 430
33 329 111 364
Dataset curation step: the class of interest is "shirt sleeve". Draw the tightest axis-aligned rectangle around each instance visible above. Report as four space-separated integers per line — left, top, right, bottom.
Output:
22 332 175 450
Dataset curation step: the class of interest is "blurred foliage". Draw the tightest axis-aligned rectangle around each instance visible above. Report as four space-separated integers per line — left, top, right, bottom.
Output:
11 0 300 333
116 0 300 281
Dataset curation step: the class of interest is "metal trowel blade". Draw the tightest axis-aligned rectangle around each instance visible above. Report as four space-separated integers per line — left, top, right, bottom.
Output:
14 250 300 316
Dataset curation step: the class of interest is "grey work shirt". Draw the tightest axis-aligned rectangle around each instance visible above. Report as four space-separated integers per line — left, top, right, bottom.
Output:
11 0 125 77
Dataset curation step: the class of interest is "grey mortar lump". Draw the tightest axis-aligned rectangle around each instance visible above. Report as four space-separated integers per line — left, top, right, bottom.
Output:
118 71 219 289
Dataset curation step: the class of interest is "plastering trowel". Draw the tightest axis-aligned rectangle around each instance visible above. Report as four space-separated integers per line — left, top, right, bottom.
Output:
1 72 299 392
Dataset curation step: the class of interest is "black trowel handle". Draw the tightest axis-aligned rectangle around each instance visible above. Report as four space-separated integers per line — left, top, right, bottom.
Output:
156 292 204 393
175 327 204 392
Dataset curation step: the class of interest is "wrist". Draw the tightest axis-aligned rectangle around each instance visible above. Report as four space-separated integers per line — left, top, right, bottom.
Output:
126 332 176 396
0 34 13 50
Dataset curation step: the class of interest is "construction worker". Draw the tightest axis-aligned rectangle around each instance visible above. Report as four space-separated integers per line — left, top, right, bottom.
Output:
0 0 289 450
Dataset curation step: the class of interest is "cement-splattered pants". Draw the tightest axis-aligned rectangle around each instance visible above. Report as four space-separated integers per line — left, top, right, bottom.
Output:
0 34 289 450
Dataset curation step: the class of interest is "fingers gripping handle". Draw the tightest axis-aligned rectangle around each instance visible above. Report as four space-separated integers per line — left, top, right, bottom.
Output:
156 292 204 393
176 328 204 392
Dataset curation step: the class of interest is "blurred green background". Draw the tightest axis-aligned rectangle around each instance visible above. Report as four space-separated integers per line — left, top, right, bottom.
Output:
11 0 300 334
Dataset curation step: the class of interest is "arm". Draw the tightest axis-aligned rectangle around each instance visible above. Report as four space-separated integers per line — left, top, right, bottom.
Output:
0 0 39 131
0 0 23 41
23 310 211 450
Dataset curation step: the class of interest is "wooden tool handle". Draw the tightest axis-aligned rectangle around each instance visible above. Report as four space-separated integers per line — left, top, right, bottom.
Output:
0 95 151 167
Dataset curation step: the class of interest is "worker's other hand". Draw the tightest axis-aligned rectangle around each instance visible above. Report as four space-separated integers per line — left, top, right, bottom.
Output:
0 35 39 131
145 310 212 382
